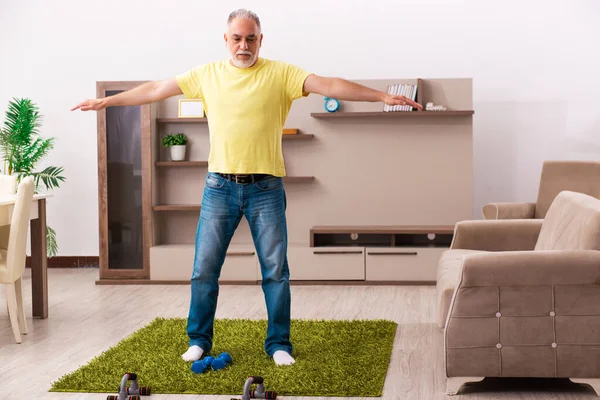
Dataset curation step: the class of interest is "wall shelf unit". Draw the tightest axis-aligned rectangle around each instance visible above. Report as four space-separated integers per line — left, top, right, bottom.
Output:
282 134 314 140
310 110 474 118
153 204 201 212
97 77 473 285
155 161 209 167
157 117 208 123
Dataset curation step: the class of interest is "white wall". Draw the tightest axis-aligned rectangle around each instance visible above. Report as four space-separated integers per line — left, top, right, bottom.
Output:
0 0 599 256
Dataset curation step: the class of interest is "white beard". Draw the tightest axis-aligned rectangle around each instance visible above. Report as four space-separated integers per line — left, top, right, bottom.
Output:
230 51 258 68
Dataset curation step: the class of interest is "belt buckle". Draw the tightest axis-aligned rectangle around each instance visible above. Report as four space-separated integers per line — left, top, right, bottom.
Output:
235 174 249 184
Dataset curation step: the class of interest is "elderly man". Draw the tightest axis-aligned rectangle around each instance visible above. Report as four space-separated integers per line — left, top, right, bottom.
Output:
72 8 421 366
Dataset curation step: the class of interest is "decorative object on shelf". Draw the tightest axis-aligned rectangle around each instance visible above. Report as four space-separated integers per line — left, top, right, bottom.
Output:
383 83 418 112
283 128 298 135
324 97 340 113
425 102 447 111
178 99 204 118
162 133 188 161
0 97 65 257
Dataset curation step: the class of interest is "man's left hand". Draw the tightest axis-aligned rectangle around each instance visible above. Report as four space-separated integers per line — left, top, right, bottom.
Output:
383 94 423 110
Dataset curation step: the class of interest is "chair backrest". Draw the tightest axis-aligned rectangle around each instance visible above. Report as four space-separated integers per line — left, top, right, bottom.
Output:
535 160 600 218
535 190 600 251
5 176 34 282
0 174 18 249
0 174 17 196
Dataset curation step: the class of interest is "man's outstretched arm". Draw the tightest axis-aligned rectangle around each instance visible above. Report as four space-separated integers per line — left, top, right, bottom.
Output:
71 78 183 111
303 74 422 110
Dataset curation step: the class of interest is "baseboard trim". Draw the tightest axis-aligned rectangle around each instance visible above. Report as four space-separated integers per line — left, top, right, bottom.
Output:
26 256 99 268
95 279 436 285
23 257 436 286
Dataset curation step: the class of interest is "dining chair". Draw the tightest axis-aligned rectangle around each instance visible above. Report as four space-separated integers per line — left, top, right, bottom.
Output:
0 176 35 343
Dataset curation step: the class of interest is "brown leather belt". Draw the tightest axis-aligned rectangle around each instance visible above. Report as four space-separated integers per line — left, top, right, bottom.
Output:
217 173 272 184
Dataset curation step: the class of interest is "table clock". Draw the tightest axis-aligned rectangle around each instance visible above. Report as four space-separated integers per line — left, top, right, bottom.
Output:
324 97 340 112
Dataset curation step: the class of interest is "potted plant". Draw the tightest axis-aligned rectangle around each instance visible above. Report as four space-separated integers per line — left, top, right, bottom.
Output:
162 133 188 161
0 97 66 257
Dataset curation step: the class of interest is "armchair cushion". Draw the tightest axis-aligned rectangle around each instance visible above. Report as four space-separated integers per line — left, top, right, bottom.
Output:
535 190 600 251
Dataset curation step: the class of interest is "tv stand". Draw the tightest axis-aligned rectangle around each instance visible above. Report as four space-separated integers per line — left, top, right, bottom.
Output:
308 225 455 283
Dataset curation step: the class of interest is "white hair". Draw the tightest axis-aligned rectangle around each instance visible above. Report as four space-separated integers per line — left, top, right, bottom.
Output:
227 9 261 30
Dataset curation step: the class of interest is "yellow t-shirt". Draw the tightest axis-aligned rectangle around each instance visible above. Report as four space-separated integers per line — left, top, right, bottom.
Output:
176 58 312 176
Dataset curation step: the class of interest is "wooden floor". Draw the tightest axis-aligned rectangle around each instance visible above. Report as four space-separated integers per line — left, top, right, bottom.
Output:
0 268 597 399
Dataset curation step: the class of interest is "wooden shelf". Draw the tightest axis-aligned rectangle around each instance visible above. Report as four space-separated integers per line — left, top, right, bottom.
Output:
283 134 314 140
310 111 474 118
311 225 455 234
154 177 315 212
155 119 312 139
153 204 200 212
283 176 315 183
310 225 455 247
153 166 314 182
157 118 207 123
155 161 208 167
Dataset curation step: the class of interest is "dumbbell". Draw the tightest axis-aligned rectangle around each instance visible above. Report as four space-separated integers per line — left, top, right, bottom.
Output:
211 352 232 370
107 373 150 400
191 352 232 374
191 355 215 374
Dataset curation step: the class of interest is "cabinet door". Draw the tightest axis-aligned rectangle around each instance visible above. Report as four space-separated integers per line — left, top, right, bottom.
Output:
287 246 365 280
365 247 446 283
97 81 152 280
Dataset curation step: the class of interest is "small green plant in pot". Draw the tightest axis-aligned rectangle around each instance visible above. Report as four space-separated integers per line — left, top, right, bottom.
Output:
162 133 188 161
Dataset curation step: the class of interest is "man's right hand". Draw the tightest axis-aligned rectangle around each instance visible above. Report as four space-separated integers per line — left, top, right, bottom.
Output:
71 98 107 112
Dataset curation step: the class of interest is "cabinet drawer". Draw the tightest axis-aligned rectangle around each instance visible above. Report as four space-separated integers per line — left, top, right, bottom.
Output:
150 245 258 281
365 247 446 282
220 250 258 281
288 246 365 280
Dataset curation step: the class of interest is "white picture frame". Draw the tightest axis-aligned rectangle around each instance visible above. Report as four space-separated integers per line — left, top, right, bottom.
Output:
178 99 204 118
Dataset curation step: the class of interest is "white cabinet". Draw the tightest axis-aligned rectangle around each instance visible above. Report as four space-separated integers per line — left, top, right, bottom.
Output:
287 246 365 280
365 247 446 282
150 245 259 281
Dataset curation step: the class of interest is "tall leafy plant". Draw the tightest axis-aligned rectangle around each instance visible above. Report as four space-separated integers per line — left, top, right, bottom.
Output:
0 97 66 257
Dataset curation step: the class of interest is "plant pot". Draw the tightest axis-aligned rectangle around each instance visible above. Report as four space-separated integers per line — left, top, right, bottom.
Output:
170 145 186 161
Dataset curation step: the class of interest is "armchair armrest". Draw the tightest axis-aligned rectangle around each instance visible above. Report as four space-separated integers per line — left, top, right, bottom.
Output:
482 202 536 219
461 250 600 287
451 219 543 251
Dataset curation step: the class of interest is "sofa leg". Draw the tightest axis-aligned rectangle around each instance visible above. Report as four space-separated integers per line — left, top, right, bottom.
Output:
446 377 485 395
570 378 600 396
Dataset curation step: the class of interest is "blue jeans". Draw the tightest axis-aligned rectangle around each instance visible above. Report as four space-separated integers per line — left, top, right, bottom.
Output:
186 172 292 357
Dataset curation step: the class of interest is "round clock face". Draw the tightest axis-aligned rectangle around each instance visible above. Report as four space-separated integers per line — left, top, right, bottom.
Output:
325 98 338 112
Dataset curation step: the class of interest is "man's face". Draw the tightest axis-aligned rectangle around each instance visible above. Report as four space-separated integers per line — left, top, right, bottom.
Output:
225 18 263 68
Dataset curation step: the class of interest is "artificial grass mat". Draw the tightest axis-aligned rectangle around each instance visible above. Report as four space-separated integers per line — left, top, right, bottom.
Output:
50 317 397 397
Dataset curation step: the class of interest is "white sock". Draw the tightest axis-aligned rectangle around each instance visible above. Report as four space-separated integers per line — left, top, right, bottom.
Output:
182 345 204 362
273 350 295 366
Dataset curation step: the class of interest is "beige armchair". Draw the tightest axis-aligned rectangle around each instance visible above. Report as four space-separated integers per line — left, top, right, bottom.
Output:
482 160 600 219
437 190 600 396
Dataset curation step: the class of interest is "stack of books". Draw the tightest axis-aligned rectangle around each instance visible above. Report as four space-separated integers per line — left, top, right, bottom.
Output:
383 83 418 112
